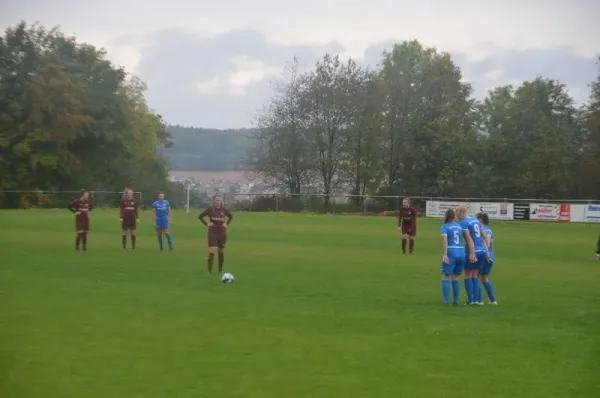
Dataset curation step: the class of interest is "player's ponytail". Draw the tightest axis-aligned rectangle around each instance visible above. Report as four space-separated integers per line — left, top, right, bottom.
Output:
444 209 455 224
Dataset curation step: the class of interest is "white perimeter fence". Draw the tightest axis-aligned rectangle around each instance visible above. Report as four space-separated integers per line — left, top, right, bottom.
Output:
1 190 599 224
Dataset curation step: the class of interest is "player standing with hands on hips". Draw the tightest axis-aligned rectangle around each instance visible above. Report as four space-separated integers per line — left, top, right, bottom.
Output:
398 198 417 254
199 195 233 273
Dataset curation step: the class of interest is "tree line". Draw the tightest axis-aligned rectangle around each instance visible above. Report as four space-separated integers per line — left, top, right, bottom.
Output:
249 41 600 204
0 22 189 207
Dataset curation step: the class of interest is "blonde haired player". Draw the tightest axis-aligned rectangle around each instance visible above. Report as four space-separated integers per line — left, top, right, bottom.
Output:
455 205 490 305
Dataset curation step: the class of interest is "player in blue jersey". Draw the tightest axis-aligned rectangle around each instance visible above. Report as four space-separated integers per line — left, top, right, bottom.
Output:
477 213 497 304
455 205 489 305
152 192 173 251
440 209 466 305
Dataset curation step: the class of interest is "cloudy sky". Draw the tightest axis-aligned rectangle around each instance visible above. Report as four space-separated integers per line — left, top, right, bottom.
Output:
2 0 600 128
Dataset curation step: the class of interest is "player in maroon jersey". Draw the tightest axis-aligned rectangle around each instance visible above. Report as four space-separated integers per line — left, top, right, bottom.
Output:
67 189 93 251
120 188 139 249
398 198 417 254
199 195 233 273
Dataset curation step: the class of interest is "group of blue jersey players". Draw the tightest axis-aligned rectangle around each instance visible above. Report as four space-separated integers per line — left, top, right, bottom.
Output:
440 206 497 306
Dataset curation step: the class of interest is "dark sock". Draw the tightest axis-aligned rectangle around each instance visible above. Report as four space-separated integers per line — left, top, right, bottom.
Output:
75 233 82 249
409 239 414 253
401 239 407 253
82 232 88 249
207 253 215 273
131 235 136 249
122 235 127 248
218 252 224 273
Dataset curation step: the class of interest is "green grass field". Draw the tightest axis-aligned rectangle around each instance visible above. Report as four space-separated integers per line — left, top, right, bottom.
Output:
1 210 599 397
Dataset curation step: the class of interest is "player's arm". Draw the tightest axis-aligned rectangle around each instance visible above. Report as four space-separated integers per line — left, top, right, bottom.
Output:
135 202 139 221
412 207 417 234
119 199 124 220
88 199 93 212
481 228 490 255
67 199 77 213
198 209 208 226
167 204 172 221
464 229 476 262
152 206 157 226
225 209 233 225
441 235 449 263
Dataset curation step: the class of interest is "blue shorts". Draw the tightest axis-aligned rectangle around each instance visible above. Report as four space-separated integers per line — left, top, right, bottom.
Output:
441 252 466 276
480 258 494 276
156 218 169 231
465 251 487 271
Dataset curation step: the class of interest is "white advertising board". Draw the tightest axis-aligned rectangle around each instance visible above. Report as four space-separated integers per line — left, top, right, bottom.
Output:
425 201 513 220
471 202 514 220
584 204 600 223
529 203 570 222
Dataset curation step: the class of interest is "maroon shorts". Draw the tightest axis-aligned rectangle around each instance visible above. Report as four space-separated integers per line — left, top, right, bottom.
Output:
121 218 137 231
401 223 415 237
208 232 227 248
75 216 90 232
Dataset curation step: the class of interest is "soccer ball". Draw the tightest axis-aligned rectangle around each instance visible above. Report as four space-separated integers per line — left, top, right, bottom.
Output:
221 272 234 284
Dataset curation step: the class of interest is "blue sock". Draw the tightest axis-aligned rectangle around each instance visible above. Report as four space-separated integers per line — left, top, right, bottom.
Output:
471 278 480 302
476 278 483 302
158 235 163 250
166 234 173 250
441 280 450 304
451 280 460 305
464 278 473 303
484 281 496 302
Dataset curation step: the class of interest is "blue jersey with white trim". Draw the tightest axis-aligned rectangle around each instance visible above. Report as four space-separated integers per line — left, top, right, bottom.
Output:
460 217 486 252
441 222 465 255
152 200 171 219
484 225 494 259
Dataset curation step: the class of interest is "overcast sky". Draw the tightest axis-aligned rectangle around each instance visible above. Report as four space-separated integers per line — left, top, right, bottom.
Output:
2 0 600 128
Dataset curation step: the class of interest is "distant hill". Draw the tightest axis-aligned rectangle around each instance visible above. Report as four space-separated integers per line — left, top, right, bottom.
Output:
162 125 251 171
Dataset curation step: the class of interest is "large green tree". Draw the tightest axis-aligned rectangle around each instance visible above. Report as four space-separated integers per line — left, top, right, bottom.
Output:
479 78 582 199
0 22 171 207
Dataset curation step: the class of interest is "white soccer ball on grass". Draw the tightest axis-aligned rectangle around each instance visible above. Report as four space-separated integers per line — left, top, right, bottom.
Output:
221 272 234 284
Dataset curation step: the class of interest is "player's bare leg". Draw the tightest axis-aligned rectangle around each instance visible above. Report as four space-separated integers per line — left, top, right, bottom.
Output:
409 236 415 254
207 246 217 273
218 247 225 273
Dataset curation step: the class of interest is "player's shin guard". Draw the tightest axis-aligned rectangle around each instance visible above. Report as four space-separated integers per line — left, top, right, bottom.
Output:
464 278 474 303
75 233 82 249
409 239 414 253
207 253 215 272
401 239 407 253
166 235 173 250
441 280 450 305
131 235 136 249
484 281 496 302
218 252 224 273
157 235 163 251
122 235 127 248
82 232 88 249
451 280 460 305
